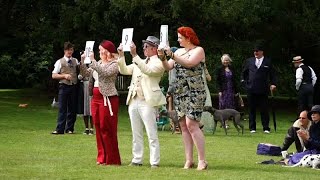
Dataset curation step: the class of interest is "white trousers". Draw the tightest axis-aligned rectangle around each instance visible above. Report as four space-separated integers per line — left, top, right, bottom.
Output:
128 98 160 165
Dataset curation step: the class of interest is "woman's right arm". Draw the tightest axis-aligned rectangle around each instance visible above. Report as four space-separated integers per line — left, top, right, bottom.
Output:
79 54 92 78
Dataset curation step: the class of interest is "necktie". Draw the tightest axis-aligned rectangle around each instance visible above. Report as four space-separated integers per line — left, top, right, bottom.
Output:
145 57 150 64
68 58 73 67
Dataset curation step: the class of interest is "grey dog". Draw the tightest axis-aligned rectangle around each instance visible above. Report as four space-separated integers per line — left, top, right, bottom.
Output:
203 106 244 135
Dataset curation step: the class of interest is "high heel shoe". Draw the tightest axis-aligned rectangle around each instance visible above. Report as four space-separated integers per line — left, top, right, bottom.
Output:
197 161 208 170
183 161 195 169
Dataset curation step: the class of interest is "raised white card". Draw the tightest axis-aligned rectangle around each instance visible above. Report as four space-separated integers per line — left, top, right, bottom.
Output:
122 28 134 52
160 25 168 47
84 41 95 64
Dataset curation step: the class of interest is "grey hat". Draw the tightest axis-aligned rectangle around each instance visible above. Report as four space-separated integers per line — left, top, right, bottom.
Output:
307 105 320 120
142 36 160 47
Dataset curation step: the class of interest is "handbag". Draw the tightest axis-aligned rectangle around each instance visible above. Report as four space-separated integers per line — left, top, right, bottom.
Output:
257 143 281 156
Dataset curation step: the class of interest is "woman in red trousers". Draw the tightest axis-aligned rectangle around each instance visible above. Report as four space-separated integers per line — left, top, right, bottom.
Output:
82 40 121 165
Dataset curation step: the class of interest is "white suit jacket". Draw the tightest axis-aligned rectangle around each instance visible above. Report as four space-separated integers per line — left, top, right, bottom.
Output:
118 55 166 107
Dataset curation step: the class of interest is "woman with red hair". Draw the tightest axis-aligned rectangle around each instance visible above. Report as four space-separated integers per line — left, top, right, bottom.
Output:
81 40 121 166
158 27 208 170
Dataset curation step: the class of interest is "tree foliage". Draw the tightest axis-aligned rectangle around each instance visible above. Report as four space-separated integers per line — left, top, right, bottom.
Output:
1 0 319 97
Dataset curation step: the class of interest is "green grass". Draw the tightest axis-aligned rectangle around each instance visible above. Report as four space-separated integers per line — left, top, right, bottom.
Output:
0 89 318 180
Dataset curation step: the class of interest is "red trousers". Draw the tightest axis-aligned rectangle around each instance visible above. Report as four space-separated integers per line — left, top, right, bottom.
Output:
91 87 121 165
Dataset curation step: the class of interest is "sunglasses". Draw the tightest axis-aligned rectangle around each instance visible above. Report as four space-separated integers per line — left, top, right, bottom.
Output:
143 44 155 49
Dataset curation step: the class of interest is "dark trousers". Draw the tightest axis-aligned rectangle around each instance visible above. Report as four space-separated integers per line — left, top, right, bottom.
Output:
55 84 77 133
247 93 270 131
297 83 313 113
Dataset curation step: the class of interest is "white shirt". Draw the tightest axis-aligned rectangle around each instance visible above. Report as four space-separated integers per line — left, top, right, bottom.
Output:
295 63 317 90
93 70 99 87
255 56 264 69
52 56 79 74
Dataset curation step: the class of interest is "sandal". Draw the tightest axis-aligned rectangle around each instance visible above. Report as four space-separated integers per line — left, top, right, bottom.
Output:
197 161 208 170
183 161 195 169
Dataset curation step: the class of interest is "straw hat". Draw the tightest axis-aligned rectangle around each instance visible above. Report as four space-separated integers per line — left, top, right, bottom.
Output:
292 56 304 63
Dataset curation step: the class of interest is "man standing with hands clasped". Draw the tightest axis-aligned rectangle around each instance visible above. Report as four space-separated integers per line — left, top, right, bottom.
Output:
292 56 317 113
51 42 78 134
117 36 166 168
241 43 277 134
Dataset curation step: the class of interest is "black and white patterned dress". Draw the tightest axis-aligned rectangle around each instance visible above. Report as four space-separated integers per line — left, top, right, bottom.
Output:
172 49 206 121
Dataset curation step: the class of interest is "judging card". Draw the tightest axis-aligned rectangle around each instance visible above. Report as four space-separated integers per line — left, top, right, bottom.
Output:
122 28 134 52
160 25 168 47
84 41 95 64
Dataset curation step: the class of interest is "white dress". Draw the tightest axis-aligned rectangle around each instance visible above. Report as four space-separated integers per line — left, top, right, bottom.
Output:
200 70 214 133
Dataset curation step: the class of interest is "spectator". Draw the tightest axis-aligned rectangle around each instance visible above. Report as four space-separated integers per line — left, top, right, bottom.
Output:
281 110 311 154
200 62 213 132
79 56 94 135
216 54 239 128
51 42 78 135
287 105 320 165
241 43 277 134
217 54 239 110
292 56 317 113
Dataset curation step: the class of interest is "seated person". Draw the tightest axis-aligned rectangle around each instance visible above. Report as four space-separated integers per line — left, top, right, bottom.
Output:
281 110 311 154
286 105 320 165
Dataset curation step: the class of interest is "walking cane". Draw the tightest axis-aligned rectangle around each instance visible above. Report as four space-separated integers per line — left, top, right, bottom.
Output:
270 90 277 132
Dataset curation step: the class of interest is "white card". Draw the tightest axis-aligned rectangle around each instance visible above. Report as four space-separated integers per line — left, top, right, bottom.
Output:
84 41 95 64
160 25 168 47
122 28 134 52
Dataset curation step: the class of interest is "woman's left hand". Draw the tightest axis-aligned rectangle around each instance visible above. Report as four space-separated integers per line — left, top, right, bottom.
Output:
164 46 172 58
157 47 166 60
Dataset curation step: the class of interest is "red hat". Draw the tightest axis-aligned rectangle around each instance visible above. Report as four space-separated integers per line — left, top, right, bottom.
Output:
100 40 117 53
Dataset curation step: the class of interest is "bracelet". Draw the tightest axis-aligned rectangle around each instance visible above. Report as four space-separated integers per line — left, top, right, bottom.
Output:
171 52 175 60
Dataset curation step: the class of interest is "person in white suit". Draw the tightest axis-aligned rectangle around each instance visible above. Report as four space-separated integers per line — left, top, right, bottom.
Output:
117 36 166 168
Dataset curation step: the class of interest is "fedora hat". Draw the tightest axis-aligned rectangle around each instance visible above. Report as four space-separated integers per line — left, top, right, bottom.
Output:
307 105 320 120
142 36 160 47
292 56 304 63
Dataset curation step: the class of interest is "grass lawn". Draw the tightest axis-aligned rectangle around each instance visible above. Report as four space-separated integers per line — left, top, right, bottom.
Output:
0 89 318 179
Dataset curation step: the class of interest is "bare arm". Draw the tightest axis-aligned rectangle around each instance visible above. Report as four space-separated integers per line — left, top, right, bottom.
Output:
172 47 205 68
52 73 70 80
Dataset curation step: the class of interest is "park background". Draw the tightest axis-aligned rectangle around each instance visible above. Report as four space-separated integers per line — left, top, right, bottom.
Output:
1 0 320 102
1 1 320 179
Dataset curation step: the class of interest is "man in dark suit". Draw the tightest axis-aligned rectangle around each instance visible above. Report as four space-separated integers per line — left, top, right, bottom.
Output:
241 44 277 134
